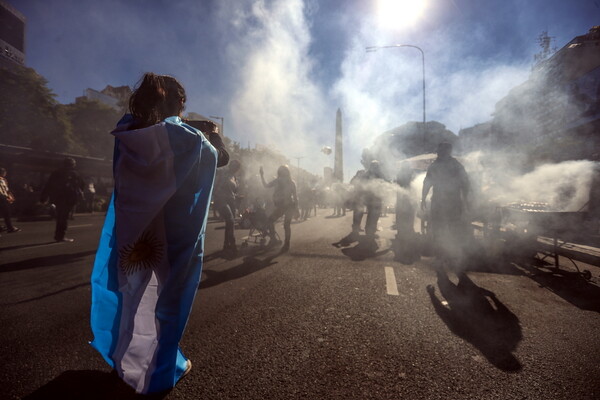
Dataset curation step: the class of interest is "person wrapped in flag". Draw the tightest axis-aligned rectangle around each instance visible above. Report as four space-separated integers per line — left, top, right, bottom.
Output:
90 73 222 394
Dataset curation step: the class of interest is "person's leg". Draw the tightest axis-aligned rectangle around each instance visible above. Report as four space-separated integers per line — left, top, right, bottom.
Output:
365 200 381 237
54 203 71 241
282 207 293 251
0 198 15 231
218 203 235 250
267 206 285 245
352 204 364 233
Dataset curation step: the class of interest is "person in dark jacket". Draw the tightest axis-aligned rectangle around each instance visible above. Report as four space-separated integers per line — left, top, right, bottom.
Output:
260 165 298 252
335 160 385 251
421 142 470 261
40 157 85 242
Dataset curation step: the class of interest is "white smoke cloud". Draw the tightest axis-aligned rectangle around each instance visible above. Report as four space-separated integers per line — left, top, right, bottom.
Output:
221 0 330 168
488 159 596 211
331 19 534 178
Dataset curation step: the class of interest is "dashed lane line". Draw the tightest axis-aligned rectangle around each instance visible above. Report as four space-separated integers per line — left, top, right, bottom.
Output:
385 266 399 296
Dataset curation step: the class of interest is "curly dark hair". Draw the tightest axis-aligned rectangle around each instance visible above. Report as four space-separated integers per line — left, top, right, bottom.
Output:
128 73 186 129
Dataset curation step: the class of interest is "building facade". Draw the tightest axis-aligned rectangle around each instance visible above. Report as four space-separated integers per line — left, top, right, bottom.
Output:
0 0 26 69
461 26 600 162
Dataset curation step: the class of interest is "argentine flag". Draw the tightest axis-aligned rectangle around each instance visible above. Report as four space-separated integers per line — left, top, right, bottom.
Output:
90 115 217 394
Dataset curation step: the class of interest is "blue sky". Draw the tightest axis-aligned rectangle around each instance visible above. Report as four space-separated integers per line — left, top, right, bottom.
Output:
8 0 600 176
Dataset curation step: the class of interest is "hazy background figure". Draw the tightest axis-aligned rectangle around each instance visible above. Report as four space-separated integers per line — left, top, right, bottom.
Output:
0 167 19 234
260 164 298 252
392 162 421 264
360 160 386 249
331 180 347 217
394 162 415 233
213 159 242 253
40 157 84 242
421 142 471 265
298 182 316 220
338 159 386 251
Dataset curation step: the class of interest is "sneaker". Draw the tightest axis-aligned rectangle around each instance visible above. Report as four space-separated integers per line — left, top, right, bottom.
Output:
182 360 192 378
340 231 360 244
7 227 20 233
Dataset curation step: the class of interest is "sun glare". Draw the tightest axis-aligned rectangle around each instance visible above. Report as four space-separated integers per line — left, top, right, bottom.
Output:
377 0 427 29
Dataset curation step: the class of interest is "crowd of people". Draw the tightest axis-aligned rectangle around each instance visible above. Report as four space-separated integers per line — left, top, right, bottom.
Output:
0 72 481 396
0 161 110 241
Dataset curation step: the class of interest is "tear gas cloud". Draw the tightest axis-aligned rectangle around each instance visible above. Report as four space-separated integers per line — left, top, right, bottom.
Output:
214 0 536 180
19 0 596 208
216 0 596 219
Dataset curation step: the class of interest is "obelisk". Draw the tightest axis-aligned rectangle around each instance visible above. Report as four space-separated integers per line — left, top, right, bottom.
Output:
333 108 343 182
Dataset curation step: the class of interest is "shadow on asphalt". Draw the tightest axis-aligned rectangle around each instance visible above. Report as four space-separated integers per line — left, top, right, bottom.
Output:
331 234 391 261
464 244 600 313
0 250 97 273
427 270 523 372
341 245 390 261
0 241 57 251
5 282 91 306
203 244 270 262
514 258 600 313
200 253 279 289
22 369 170 400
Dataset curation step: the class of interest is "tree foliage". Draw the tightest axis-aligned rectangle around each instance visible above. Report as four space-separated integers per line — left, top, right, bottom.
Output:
0 66 78 153
63 99 121 159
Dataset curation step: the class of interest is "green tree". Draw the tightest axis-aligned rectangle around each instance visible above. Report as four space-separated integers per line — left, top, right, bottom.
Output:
63 99 121 159
0 66 78 152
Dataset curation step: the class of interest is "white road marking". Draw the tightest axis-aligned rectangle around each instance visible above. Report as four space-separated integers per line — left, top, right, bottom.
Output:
385 266 399 296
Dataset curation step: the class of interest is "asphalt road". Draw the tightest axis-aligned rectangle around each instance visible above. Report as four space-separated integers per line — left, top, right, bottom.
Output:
1 211 599 399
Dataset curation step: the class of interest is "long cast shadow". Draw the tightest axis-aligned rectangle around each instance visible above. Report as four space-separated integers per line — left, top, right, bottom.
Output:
427 270 523 372
0 250 97 273
5 282 91 306
200 254 279 289
341 245 390 261
515 258 600 313
22 370 169 399
0 241 57 252
203 244 269 262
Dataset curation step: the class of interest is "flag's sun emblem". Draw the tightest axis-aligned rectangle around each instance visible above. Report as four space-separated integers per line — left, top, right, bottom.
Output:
119 231 164 275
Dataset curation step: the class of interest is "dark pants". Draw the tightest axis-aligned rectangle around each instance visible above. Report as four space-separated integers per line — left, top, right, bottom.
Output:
430 201 467 261
55 201 74 241
352 198 381 237
268 204 294 245
0 197 15 231
217 200 236 249
365 199 382 236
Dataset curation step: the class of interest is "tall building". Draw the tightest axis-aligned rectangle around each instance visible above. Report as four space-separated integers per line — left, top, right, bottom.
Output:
460 26 600 161
333 108 344 182
76 85 131 111
0 0 26 68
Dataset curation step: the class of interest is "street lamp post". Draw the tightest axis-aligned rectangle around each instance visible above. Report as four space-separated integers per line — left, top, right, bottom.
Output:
366 44 426 137
293 156 305 186
209 115 224 137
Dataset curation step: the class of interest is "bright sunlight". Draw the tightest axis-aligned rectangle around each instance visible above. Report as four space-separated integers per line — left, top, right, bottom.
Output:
377 0 428 29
